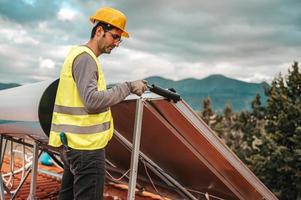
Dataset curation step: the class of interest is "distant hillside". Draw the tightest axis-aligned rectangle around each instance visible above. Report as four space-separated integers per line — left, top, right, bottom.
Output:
145 75 269 112
0 83 20 90
0 75 269 112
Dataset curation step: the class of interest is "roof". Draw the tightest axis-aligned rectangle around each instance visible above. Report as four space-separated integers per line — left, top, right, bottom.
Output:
1 156 169 200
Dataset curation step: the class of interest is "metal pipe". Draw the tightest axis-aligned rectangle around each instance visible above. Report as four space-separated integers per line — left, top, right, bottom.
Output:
127 98 144 200
147 84 181 103
11 167 32 200
0 135 5 200
27 142 40 200
114 130 197 200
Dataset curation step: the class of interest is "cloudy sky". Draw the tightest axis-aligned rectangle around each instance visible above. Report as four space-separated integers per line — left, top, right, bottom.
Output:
0 0 300 84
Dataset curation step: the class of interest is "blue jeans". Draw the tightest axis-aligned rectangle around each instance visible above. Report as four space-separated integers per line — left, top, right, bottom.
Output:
59 148 105 200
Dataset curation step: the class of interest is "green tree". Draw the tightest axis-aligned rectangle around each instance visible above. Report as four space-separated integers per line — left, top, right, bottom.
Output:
221 103 242 149
208 103 245 152
232 95 264 163
252 62 301 200
199 97 224 139
200 97 214 125
197 63 300 200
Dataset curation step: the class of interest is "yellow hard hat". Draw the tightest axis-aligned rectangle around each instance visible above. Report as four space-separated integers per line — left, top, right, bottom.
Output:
90 7 129 38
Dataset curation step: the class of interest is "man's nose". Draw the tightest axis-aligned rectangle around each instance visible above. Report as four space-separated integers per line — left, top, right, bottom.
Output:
114 41 120 47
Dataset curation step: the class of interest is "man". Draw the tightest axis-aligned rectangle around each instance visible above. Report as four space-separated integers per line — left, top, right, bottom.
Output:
48 7 147 200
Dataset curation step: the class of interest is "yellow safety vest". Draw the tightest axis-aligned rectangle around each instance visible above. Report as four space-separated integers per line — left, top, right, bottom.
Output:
48 46 114 150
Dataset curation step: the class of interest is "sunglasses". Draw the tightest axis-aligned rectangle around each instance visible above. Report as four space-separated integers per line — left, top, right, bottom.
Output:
106 31 122 43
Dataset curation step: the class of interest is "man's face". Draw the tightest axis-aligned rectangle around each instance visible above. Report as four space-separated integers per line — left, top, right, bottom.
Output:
97 27 123 54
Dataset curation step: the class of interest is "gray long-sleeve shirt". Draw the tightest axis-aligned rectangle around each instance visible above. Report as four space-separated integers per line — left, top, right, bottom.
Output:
72 52 131 114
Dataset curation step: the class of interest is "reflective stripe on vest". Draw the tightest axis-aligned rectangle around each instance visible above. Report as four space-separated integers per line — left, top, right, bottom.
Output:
51 122 110 134
48 46 114 150
53 105 109 115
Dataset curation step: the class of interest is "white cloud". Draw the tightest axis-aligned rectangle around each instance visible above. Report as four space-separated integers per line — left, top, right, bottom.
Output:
39 57 55 69
57 7 77 22
101 48 176 83
239 73 272 83
0 27 39 45
0 0 300 84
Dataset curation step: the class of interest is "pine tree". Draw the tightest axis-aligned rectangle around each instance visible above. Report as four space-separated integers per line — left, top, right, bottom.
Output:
222 103 240 149
234 96 264 164
253 62 301 200
201 97 214 125
199 98 225 139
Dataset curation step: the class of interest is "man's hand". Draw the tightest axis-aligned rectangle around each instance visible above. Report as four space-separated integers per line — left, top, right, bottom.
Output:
129 80 148 96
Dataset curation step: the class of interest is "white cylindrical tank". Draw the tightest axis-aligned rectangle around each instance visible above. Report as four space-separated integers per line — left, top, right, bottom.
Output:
0 79 59 143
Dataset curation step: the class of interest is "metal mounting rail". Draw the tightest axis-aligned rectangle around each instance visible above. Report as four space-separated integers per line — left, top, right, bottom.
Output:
0 135 43 200
114 129 197 200
127 98 144 200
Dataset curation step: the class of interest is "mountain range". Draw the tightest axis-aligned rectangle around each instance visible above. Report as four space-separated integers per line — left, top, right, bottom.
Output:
145 75 269 112
0 75 269 112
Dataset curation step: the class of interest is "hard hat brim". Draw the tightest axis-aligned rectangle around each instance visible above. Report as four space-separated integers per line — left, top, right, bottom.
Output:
122 31 129 38
90 18 129 38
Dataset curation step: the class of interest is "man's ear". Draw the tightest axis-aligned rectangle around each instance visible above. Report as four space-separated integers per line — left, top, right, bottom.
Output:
96 26 105 37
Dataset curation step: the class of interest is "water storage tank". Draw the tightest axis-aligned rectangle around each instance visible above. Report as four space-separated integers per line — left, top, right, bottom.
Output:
0 79 59 143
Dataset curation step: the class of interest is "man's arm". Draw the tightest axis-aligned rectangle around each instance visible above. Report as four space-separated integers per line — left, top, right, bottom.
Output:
72 52 131 114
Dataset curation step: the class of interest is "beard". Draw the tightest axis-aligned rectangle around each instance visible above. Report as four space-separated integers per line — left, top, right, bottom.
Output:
97 37 115 54
100 44 114 54
104 46 114 54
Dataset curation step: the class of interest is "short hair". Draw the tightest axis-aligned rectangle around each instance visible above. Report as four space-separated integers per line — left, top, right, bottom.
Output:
90 21 114 39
